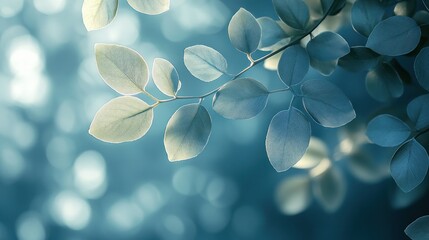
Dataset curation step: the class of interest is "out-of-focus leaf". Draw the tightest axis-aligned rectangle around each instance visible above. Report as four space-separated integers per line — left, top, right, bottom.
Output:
213 78 269 119
82 0 118 31
351 0 384 37
347 144 390 183
391 182 428 209
366 16 421 56
309 57 338 76
306 32 350 61
95 43 149 95
424 0 429 10
414 47 429 91
407 94 429 130
365 63 403 102
228 8 261 54
273 0 310 30
366 114 411 147
257 17 289 50
89 96 153 143
164 104 212 161
301 79 356 128
293 137 327 169
394 0 416 17
391 139 429 192
276 175 312 215
312 166 346 212
405 215 429 240
266 107 311 172
338 46 379 72
152 58 181 97
264 52 282 71
277 45 309 87
127 0 169 15
184 45 228 82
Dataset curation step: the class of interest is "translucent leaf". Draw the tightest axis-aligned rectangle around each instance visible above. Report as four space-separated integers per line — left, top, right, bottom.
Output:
273 0 310 30
164 104 212 161
184 45 228 82
275 175 312 215
366 114 411 147
365 63 403 102
407 94 429 130
82 0 118 31
212 78 269 119
351 0 384 37
307 32 350 61
257 17 289 50
264 52 282 71
414 47 429 91
347 145 390 183
89 96 153 143
152 58 181 97
127 0 169 15
366 16 421 56
338 46 380 72
277 45 309 87
228 8 261 54
405 216 429 240
294 137 327 169
309 58 338 76
265 107 311 172
95 44 149 95
301 79 356 128
312 166 346 212
391 139 429 192
394 0 416 17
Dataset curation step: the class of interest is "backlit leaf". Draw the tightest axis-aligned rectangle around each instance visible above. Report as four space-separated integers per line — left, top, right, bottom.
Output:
306 31 350 61
152 58 181 97
407 94 429 130
312 166 346 212
228 8 261 54
273 0 310 30
351 0 384 37
184 45 228 82
257 17 289 50
405 216 429 240
366 114 411 147
82 0 118 31
277 45 309 87
127 0 169 15
276 175 312 215
365 63 403 102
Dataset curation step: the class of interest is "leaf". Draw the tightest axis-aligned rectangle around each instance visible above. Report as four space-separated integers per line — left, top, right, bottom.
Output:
347 145 390 183
405 216 429 240
312 166 346 212
391 139 429 192
394 0 416 17
309 58 338 76
338 47 379 72
127 0 169 15
152 58 181 97
425 0 429 11
365 63 403 102
164 104 212 161
257 17 289 50
301 79 356 128
277 45 309 87
366 16 421 56
366 114 411 147
275 175 312 215
351 0 384 37
407 94 429 130
184 45 228 82
414 47 429 91
89 96 153 143
391 181 428 209
273 0 310 30
95 44 149 95
228 8 261 54
294 137 327 169
306 32 350 61
265 107 311 172
212 78 269 119
82 0 118 31
322 0 346 16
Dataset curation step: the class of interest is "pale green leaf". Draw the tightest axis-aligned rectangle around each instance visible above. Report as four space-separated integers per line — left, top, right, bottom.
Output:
152 58 181 97
184 45 228 82
127 0 169 15
82 0 118 31
228 8 261 54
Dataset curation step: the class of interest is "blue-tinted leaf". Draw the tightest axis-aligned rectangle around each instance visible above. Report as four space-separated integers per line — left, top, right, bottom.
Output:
407 94 429 130
184 45 228 82
301 79 356 128
405 215 429 240
228 8 261 54
391 139 429 192
365 63 403 102
338 46 379 72
213 78 269 119
309 58 338 76
351 0 384 37
307 32 350 61
266 107 311 172
366 114 411 147
257 17 289 50
414 47 429 91
366 16 421 56
127 0 169 15
312 166 346 212
394 1 416 17
82 0 118 31
276 175 312 215
323 0 346 16
273 0 310 30
152 58 181 97
277 45 309 87
164 104 212 161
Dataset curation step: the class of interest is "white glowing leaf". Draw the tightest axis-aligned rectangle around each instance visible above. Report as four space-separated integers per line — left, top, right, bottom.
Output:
127 0 169 15
82 0 118 31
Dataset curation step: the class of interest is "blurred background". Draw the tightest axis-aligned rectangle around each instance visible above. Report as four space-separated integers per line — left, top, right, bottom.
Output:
1 0 429 239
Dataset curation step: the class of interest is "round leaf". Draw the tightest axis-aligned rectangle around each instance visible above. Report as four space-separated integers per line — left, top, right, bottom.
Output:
275 175 312 215
338 46 379 72
312 166 346 212
212 78 269 119
164 104 212 161
306 31 350 61
301 79 356 128
366 114 411 147
265 107 311 172
152 58 181 97
89 96 153 143
273 0 310 30
82 0 118 31
95 43 149 95
127 0 169 15
184 45 228 82
365 63 403 102
414 47 429 91
405 216 429 240
309 58 338 76
277 45 309 87
257 17 289 50
366 16 421 56
293 137 327 169
228 8 261 54
391 139 429 192
407 94 429 130
351 0 384 37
